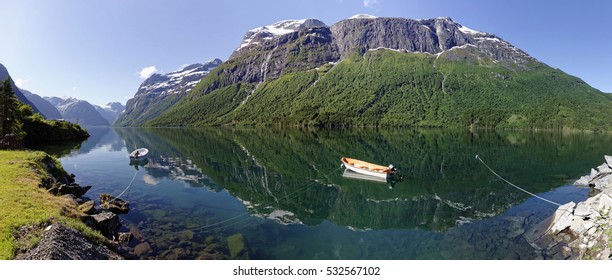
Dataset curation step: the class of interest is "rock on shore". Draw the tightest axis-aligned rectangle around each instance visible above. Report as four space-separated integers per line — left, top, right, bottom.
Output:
16 223 123 260
532 155 612 259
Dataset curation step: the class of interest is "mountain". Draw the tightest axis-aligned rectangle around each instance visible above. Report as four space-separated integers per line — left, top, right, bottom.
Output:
94 102 125 125
45 96 110 126
115 59 222 126
0 63 41 115
19 88 63 119
144 16 612 130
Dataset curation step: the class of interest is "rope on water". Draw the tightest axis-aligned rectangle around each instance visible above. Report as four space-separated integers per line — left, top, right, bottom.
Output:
111 168 139 202
475 154 562 207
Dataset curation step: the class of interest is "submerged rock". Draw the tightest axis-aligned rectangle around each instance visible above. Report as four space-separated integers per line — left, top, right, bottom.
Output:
227 233 249 260
134 242 153 258
100 193 130 214
77 200 97 215
91 212 121 239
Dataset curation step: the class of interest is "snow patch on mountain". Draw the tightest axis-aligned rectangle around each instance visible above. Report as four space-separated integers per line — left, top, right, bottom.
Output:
235 19 327 52
136 59 222 97
349 14 378 19
457 24 484 35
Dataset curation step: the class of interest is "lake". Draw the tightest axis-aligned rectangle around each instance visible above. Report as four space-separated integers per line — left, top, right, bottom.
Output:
39 127 611 259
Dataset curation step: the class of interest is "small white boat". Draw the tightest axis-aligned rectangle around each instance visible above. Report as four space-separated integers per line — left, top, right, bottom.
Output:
341 157 396 179
129 148 149 160
342 169 388 183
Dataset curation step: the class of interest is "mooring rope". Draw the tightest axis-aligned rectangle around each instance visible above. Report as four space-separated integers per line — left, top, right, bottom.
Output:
110 168 139 202
475 154 562 207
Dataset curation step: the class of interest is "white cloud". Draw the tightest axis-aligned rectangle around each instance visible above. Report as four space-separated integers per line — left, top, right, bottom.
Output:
138 66 158 79
14 78 24 87
72 86 78 92
363 0 379 7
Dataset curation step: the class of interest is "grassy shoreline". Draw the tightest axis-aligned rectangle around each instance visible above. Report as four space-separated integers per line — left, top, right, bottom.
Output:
0 150 103 259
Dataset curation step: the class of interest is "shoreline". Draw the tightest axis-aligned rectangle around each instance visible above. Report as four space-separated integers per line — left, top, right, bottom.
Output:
527 155 612 259
0 150 125 260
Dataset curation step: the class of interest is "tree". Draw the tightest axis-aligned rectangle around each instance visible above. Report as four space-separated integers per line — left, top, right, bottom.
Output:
0 78 24 138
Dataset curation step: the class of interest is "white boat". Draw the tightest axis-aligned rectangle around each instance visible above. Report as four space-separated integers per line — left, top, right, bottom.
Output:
341 157 396 179
342 169 388 183
129 148 149 160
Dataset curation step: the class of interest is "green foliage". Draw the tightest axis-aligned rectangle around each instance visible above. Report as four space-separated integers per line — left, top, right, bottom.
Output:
21 118 89 146
0 79 25 139
148 49 612 130
115 93 184 127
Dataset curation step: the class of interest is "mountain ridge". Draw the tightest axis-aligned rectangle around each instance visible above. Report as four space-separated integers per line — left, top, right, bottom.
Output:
119 15 611 130
45 96 110 126
114 59 222 126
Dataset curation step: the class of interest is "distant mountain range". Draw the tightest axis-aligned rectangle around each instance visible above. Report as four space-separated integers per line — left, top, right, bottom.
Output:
94 102 125 125
1 63 125 126
19 89 63 120
43 96 124 126
115 59 222 126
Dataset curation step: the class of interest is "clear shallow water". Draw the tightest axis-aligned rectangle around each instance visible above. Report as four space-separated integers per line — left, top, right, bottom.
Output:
39 127 611 259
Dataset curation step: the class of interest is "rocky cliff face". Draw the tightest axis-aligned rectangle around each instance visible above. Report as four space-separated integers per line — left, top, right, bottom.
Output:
330 16 532 64
188 19 339 98
198 15 532 98
115 59 222 126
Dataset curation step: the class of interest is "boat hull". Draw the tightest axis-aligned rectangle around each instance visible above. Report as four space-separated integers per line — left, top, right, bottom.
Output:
129 148 149 160
341 157 392 179
342 169 388 183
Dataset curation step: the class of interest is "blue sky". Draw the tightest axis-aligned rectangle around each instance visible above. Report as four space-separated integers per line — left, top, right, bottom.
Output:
1 0 611 106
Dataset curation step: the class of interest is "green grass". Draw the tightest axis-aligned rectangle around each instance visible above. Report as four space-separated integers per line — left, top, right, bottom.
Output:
0 150 103 259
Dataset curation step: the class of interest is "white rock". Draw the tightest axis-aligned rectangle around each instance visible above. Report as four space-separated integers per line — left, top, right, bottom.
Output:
583 221 594 231
587 241 595 249
549 202 576 234
590 168 599 178
569 218 589 235
597 163 612 175
587 226 597 235
574 175 590 186
597 193 612 210
605 155 612 168
594 174 612 190
573 202 592 217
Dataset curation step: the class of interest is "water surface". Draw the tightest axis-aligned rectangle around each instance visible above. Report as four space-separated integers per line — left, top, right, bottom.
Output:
42 127 611 259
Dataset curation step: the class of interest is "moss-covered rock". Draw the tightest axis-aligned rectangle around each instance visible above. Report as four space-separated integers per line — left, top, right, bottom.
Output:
227 233 249 260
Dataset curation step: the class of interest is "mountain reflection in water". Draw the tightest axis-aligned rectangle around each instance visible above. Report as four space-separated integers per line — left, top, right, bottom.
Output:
44 127 609 259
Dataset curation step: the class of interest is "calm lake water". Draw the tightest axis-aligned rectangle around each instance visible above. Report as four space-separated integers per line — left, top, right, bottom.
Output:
40 127 611 259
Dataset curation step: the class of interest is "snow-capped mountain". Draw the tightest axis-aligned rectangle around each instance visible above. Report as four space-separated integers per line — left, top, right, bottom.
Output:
94 102 125 125
135 59 222 98
115 59 222 126
233 19 327 55
45 96 110 126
